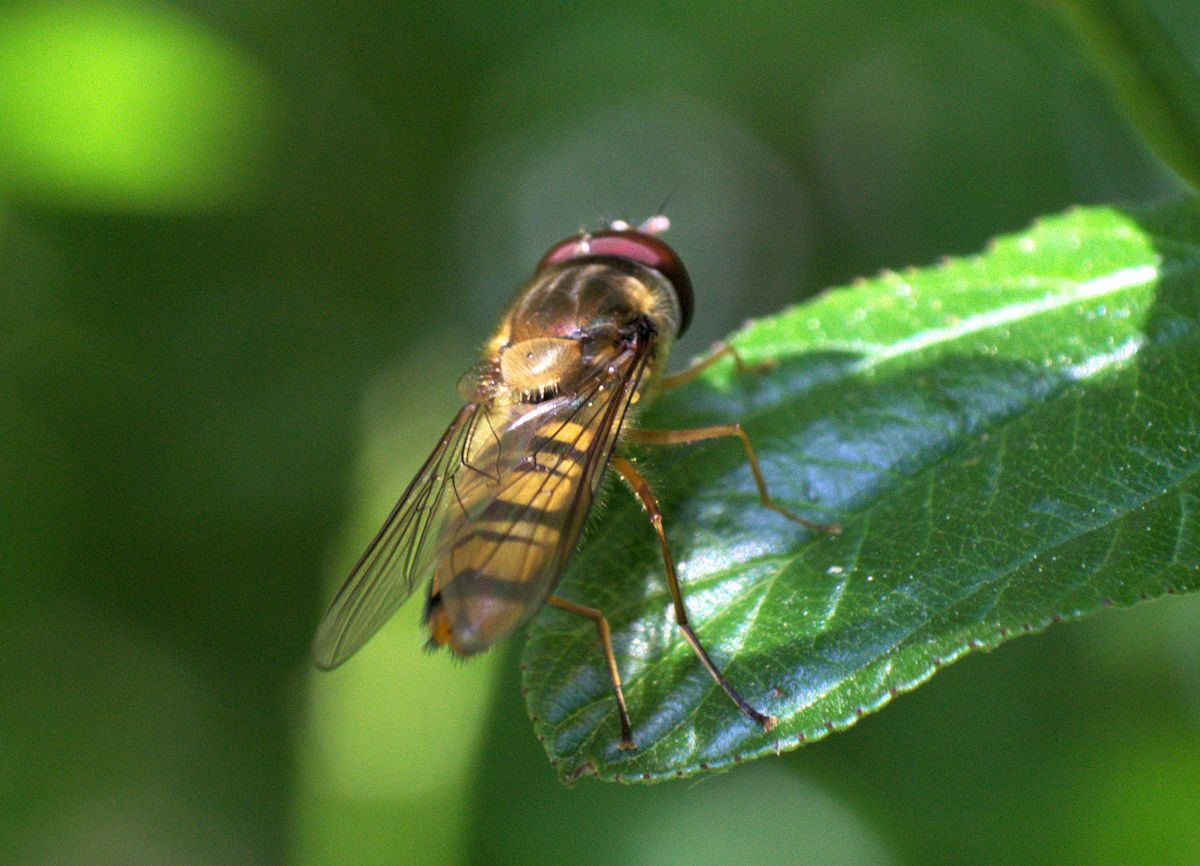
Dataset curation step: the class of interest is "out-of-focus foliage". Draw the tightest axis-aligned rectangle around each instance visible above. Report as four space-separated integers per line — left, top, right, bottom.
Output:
0 2 276 211
1055 0 1200 191
1 1 1196 865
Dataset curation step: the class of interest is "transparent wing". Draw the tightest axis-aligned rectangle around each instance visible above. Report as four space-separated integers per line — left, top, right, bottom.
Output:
434 335 656 651
311 403 482 669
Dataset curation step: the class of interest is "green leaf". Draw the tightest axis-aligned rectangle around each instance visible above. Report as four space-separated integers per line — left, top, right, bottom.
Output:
1053 0 1200 191
522 198 1200 783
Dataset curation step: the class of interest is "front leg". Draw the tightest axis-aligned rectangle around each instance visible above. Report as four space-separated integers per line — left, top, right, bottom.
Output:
657 342 776 392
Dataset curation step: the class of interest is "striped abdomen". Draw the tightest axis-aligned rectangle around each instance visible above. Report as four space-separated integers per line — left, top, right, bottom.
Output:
425 412 608 656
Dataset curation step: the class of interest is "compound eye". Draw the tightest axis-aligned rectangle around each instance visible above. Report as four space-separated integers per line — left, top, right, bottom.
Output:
536 229 694 337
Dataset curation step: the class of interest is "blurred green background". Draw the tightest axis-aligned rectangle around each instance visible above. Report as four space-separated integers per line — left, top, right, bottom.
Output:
2 0 1198 863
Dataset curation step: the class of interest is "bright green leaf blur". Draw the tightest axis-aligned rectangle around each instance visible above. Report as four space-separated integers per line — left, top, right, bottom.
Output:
0 1 275 211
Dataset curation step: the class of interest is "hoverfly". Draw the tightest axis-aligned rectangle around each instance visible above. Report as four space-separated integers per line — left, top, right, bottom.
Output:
312 216 839 749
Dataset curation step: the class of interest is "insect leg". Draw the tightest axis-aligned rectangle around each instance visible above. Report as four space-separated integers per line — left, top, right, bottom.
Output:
546 594 637 750
610 455 778 733
625 426 842 534
657 343 775 392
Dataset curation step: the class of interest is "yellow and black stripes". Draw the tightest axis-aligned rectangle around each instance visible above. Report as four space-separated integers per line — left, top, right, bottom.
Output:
428 334 654 655
314 237 678 675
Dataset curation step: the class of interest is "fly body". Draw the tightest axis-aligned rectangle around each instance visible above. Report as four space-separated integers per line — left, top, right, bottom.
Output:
313 217 838 750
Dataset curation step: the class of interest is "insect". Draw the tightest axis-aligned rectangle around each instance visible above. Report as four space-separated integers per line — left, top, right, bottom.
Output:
312 216 839 749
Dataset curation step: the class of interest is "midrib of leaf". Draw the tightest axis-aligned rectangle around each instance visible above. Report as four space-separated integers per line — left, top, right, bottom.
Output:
730 220 1200 376
741 263 1163 367
853 265 1158 364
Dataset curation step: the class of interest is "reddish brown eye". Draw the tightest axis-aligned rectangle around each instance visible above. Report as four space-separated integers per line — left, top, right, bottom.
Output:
536 229 694 337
